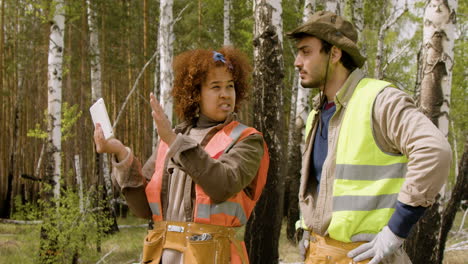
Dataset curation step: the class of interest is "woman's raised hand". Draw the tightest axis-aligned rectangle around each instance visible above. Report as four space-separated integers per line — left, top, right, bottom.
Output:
93 123 127 160
150 93 176 146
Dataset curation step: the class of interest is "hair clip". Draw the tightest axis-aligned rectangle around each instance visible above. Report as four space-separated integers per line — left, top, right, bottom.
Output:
213 51 233 70
213 51 226 63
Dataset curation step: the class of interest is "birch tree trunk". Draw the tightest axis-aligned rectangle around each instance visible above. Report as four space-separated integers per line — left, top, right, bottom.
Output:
223 0 231 46
88 0 102 102
46 0 65 201
348 0 364 32
40 1 64 262
324 0 344 16
419 0 456 135
285 0 315 242
158 0 174 122
245 1 284 263
405 1 458 263
87 0 119 234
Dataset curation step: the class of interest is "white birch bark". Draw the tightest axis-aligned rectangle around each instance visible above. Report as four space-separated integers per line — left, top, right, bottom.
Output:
270 0 283 44
158 0 174 121
87 0 113 209
350 0 364 32
304 0 316 15
420 0 457 137
87 0 102 101
223 0 232 46
405 2 459 262
324 0 344 15
47 0 65 199
74 155 84 213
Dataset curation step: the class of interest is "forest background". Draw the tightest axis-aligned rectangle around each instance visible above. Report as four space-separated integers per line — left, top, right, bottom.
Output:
0 0 466 263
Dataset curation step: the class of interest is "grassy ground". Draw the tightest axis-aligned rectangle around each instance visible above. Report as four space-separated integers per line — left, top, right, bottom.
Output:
1 212 466 263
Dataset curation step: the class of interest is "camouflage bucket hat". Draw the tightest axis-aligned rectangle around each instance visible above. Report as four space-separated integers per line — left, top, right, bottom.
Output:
287 11 366 68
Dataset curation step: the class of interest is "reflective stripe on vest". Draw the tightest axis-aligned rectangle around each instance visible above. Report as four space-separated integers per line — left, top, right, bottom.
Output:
329 78 408 242
145 121 269 227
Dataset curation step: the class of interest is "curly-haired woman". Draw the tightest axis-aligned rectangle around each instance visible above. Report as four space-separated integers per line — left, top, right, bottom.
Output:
93 47 269 264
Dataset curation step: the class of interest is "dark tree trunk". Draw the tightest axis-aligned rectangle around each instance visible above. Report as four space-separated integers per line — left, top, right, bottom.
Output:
404 199 441 263
1 81 21 219
285 124 302 242
245 2 285 263
437 138 468 262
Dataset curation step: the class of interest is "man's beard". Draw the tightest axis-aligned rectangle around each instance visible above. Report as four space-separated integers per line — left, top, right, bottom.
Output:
300 79 323 89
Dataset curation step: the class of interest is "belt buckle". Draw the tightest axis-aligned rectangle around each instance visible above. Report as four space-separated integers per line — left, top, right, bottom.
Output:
167 224 185 233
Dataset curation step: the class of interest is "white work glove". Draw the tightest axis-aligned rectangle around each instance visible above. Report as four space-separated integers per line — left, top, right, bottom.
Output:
347 226 404 264
298 230 310 260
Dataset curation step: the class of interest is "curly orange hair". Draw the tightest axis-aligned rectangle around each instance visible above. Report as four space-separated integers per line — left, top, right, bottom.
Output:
172 46 252 123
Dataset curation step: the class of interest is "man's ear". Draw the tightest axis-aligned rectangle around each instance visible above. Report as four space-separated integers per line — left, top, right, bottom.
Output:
330 46 342 64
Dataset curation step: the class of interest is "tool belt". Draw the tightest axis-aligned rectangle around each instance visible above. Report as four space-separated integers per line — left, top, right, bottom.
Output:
305 233 369 264
142 221 248 264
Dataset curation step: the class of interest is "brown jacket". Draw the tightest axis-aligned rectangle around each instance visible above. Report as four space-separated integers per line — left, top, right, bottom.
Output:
112 113 264 221
299 69 452 263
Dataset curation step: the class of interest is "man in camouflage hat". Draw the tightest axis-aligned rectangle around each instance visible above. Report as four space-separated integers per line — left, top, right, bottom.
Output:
288 10 451 264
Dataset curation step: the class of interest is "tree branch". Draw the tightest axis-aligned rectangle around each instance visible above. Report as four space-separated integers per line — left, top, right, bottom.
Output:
382 42 411 72
113 48 159 129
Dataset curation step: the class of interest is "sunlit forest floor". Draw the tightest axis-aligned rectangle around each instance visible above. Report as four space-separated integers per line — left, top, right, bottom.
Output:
1 212 466 263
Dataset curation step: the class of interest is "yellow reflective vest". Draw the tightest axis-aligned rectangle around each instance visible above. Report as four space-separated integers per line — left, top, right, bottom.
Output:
304 78 408 242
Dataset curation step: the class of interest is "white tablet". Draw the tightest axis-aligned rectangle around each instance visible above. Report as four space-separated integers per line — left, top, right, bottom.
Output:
90 98 114 140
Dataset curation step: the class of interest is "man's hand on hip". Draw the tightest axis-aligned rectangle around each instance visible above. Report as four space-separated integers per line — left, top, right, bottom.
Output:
347 226 404 264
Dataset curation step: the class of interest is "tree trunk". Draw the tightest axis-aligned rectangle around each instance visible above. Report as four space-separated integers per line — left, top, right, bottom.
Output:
223 0 232 46
3 100 19 219
40 1 65 262
158 0 174 121
245 1 284 263
324 0 344 16
284 0 315 243
45 0 65 200
419 0 456 136
405 1 458 263
347 0 364 32
87 0 119 234
437 137 468 262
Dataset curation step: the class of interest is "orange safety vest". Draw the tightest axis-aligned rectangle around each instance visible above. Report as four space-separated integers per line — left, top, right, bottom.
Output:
145 120 269 226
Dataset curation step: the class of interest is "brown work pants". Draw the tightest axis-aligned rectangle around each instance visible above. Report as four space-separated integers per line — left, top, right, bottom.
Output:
141 221 248 264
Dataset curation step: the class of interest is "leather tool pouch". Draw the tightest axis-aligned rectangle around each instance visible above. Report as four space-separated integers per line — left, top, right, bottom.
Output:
306 234 369 264
142 229 164 264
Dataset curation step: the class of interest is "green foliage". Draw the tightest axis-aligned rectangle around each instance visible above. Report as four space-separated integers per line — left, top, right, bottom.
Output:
27 123 48 140
12 196 42 221
23 0 51 23
231 0 254 57
38 185 114 263
26 102 83 141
